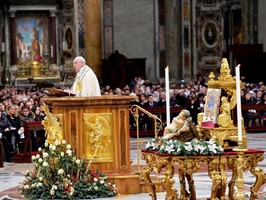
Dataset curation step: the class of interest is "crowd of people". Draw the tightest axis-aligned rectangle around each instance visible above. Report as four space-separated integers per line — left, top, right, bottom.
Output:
0 74 265 162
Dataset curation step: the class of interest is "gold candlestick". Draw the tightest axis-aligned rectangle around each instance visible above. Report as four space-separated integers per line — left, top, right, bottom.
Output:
233 148 247 200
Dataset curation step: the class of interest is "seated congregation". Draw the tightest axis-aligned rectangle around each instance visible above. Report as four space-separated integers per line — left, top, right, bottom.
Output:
0 103 45 163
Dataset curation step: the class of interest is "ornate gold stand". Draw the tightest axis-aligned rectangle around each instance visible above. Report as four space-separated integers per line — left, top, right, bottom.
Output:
141 150 265 200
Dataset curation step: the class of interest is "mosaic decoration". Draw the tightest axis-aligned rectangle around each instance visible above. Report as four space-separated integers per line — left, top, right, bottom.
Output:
197 0 223 69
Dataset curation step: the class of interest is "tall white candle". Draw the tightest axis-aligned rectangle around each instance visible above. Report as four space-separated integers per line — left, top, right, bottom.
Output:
165 66 170 126
51 45 53 58
235 64 242 142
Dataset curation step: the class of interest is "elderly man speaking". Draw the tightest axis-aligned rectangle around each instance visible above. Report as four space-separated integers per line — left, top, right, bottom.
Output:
70 56 101 97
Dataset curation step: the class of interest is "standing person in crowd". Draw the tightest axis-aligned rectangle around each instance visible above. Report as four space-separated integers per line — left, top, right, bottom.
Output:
0 102 7 116
144 94 158 108
67 56 101 97
139 94 147 107
257 92 266 116
32 105 46 148
19 105 37 151
6 104 24 154
187 91 197 115
0 109 12 162
242 92 260 127
191 93 205 124
152 90 160 102
255 90 263 103
143 94 159 130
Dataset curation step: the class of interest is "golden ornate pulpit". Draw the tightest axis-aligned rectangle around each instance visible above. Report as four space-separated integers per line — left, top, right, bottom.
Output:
43 95 140 195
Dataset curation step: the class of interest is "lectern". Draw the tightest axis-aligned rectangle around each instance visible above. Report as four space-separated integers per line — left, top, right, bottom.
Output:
43 95 140 194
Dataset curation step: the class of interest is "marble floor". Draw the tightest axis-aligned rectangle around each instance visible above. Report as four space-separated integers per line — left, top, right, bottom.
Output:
1 132 266 200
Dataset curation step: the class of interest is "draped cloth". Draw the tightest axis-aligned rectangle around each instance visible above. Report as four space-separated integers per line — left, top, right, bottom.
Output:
72 65 101 97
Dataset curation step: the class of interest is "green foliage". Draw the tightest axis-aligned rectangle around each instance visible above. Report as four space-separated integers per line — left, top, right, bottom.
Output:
145 138 224 156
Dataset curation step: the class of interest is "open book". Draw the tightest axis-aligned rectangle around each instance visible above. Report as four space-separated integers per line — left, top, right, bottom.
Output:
45 88 75 97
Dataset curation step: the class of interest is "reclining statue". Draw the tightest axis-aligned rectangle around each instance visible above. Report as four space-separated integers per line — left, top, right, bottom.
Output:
162 109 200 142
160 109 201 199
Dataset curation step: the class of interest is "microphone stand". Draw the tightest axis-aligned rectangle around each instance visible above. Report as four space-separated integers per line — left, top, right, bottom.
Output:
62 72 68 97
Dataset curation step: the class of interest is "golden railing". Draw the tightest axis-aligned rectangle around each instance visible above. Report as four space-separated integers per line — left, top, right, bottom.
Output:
129 105 162 172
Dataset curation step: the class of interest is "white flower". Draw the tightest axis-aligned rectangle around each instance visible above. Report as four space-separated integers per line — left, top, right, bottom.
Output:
31 183 36 188
50 189 55 196
94 186 99 190
24 185 29 189
51 145 56 151
165 144 175 153
38 177 43 182
76 159 80 164
62 140 66 144
38 158 43 163
31 155 36 160
54 140 59 146
44 142 48 147
208 143 217 154
42 152 49 158
61 152 64 157
100 180 104 184
38 182 43 187
36 154 40 159
66 149 72 155
69 187 74 196
67 144 71 149
38 147 42 151
93 177 98 182
184 143 193 152
198 145 206 154
52 185 58 190
58 169 64 175
42 161 48 167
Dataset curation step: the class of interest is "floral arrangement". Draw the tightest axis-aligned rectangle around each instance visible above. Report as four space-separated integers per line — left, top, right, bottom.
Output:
145 138 224 156
19 140 117 200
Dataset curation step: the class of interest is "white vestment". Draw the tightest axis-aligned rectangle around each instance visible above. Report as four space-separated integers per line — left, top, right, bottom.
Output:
72 65 101 97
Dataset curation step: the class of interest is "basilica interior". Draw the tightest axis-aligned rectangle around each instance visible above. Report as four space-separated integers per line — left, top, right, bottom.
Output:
0 0 265 88
0 1 266 200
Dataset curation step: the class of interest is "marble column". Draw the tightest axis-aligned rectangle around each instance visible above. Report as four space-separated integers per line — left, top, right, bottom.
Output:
164 0 181 81
241 0 253 44
84 0 102 79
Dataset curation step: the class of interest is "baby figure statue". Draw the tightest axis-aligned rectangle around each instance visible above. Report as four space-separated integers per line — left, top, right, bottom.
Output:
162 109 199 141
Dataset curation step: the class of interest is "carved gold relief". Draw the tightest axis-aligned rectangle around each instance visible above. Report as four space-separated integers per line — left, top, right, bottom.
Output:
42 103 64 145
83 113 113 163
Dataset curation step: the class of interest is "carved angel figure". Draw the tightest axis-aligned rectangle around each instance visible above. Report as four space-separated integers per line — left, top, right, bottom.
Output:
218 96 233 127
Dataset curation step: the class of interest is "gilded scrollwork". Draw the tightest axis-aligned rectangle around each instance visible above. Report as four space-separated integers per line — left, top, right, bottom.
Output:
42 103 63 145
250 167 266 200
140 153 158 200
141 151 264 200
